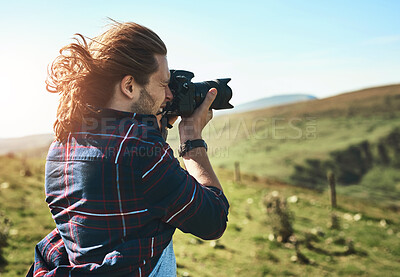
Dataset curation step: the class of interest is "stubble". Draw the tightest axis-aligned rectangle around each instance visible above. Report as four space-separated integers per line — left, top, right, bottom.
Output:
130 88 157 114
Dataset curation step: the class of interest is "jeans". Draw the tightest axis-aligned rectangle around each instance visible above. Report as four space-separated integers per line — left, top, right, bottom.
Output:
148 239 176 277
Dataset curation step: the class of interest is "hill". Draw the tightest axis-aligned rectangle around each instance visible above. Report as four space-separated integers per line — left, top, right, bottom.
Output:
216 94 317 115
0 134 54 156
229 83 400 118
167 83 400 203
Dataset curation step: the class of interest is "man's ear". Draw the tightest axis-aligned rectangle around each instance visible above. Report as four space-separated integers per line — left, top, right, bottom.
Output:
120 75 138 99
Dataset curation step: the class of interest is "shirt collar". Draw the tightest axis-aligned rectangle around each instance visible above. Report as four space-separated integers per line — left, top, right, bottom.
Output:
91 108 160 129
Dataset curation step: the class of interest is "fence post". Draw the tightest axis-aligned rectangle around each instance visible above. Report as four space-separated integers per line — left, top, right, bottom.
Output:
327 171 337 209
327 171 340 229
234 161 241 182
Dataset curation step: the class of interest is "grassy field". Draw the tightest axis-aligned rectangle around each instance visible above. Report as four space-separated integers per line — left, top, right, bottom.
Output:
0 155 55 276
0 155 399 276
173 170 400 277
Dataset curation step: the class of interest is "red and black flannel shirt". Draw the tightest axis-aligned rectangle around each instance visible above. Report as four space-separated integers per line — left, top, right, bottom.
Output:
31 108 229 276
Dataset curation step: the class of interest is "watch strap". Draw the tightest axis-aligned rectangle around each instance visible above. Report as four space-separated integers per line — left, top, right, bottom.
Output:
178 139 207 157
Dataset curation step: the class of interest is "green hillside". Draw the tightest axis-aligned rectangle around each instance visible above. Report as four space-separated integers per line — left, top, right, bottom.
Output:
167 84 400 203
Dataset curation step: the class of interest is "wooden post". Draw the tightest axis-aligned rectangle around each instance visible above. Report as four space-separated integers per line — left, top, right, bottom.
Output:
327 172 337 209
234 161 241 182
327 171 340 229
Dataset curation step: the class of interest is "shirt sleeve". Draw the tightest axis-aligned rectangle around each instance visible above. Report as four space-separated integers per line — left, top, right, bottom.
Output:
140 140 229 240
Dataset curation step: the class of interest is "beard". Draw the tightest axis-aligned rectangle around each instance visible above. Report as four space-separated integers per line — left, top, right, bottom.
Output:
130 87 157 115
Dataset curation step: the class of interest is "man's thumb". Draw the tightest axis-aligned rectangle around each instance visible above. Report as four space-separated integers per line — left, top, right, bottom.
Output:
203 88 217 109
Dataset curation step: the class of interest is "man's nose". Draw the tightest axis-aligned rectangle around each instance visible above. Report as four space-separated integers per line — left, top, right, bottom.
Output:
165 86 173 101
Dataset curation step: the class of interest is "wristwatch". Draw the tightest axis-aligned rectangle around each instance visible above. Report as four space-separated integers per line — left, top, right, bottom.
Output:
178 139 208 157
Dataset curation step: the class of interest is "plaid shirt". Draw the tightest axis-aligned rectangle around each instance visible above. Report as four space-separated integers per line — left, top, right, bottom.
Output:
32 108 229 276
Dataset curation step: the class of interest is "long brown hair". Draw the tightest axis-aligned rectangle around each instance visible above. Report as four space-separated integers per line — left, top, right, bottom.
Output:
46 21 167 141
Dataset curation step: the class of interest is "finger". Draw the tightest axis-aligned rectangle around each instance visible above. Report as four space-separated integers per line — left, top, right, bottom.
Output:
198 88 217 112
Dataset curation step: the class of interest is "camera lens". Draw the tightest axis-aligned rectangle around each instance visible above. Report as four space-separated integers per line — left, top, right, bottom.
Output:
194 79 233 110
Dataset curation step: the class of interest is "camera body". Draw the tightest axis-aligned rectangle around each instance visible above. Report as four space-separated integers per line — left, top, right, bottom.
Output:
164 70 234 116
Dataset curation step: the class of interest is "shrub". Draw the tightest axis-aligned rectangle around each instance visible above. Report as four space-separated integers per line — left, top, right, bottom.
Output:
262 192 294 243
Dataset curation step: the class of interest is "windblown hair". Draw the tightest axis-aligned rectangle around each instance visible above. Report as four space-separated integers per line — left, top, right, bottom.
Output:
46 21 167 142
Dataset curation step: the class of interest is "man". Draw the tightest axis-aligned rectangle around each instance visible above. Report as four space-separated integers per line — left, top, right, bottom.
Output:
29 21 229 276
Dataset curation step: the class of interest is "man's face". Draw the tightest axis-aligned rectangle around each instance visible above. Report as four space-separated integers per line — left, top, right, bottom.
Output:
131 55 173 115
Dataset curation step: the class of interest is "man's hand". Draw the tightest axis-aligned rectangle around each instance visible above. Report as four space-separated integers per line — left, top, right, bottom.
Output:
177 88 222 191
179 88 217 143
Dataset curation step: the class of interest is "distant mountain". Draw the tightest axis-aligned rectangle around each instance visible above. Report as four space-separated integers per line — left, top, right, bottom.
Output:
216 94 317 116
0 133 54 156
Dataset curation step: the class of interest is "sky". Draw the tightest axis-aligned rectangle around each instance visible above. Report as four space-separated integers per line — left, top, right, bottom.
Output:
0 0 399 138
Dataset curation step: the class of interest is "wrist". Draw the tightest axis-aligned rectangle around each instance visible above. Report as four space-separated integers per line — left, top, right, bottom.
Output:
179 139 208 157
179 129 202 143
178 122 202 143
179 135 202 144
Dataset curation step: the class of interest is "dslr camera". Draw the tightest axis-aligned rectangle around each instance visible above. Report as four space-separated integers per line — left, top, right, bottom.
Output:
163 70 233 116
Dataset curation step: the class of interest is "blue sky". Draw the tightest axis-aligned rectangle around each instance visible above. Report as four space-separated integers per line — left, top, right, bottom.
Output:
0 0 399 138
